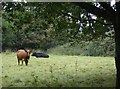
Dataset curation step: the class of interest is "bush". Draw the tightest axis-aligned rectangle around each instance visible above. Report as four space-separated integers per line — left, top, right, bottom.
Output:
48 38 115 56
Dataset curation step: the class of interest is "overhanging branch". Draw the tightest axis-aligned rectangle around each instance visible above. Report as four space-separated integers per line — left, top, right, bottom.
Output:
99 2 115 14
73 2 115 24
62 12 112 26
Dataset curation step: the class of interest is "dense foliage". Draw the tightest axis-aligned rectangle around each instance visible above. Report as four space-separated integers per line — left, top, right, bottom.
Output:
2 2 114 56
48 37 114 56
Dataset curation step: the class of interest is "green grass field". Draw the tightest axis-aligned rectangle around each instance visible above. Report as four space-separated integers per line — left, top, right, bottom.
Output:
1 52 116 87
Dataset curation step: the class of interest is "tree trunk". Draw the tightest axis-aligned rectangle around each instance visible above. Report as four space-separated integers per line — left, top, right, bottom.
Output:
114 2 120 89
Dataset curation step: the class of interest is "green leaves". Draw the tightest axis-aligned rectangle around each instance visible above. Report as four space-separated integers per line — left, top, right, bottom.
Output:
2 2 114 50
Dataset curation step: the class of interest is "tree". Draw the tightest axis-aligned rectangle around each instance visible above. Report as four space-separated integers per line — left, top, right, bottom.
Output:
72 2 120 89
2 2 55 50
2 2 34 49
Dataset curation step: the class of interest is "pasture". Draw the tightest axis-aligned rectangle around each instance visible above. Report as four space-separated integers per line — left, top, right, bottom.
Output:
1 52 116 87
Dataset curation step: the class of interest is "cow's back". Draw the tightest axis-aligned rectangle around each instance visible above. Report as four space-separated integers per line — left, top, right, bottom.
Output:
17 50 28 60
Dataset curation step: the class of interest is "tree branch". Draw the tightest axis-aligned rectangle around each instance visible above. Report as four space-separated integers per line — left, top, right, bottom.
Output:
73 2 115 24
99 2 115 14
62 12 112 26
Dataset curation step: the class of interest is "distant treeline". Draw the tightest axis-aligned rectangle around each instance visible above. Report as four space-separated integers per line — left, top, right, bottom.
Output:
2 36 114 56
47 37 115 57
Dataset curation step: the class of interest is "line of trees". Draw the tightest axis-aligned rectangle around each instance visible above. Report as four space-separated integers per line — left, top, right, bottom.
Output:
2 2 114 50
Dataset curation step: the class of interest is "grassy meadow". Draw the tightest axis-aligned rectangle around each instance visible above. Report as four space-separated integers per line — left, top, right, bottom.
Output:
1 52 116 87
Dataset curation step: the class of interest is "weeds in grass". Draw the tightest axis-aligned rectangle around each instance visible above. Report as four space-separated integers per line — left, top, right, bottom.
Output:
75 60 78 76
49 65 53 79
2 53 116 87
14 79 22 83
31 72 38 86
62 64 67 75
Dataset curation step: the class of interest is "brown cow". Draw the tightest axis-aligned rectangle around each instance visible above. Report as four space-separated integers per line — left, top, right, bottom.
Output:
17 49 32 66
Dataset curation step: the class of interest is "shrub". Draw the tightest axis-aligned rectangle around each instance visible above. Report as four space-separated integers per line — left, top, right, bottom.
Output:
48 38 115 56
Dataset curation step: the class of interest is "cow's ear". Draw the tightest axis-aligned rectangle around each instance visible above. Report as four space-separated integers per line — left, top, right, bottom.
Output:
27 50 32 54
30 50 32 53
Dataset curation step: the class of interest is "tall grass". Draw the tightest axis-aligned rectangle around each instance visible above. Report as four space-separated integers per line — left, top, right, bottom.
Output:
1 52 116 87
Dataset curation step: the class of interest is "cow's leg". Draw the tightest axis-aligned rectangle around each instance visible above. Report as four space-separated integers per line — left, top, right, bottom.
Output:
18 59 20 65
25 60 28 66
22 60 23 65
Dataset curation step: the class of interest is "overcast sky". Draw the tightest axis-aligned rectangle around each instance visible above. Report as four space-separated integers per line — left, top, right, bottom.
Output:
111 0 116 6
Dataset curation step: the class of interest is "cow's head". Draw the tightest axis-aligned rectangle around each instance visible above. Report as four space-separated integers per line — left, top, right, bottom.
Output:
27 50 32 55
26 50 32 59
